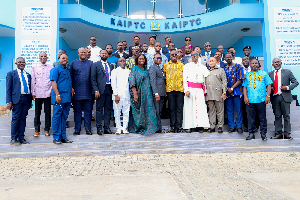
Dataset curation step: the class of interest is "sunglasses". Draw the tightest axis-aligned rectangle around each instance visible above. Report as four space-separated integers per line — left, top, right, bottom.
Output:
185 39 191 41
156 57 162 60
169 45 175 47
90 39 96 41
171 54 178 56
191 54 199 56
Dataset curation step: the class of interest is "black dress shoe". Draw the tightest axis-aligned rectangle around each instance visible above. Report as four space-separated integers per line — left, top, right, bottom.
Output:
228 128 236 133
104 129 113 134
86 130 92 135
246 134 255 140
207 128 215 133
261 134 268 141
97 129 104 135
174 128 178 133
19 139 30 144
284 134 293 140
61 138 73 143
243 127 248 132
198 127 204 133
218 127 223 133
169 128 175 133
53 139 62 144
73 131 80 135
185 129 191 133
237 128 243 134
10 139 21 146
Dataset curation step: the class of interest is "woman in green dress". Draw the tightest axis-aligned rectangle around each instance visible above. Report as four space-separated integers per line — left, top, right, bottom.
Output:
128 54 158 135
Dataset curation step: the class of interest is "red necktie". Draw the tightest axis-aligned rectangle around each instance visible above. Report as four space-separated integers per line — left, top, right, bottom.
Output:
274 70 278 94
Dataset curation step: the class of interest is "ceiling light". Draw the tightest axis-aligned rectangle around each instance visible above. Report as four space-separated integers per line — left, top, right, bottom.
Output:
241 28 250 32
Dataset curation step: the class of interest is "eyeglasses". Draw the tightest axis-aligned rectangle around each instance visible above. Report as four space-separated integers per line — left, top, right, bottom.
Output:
150 38 155 41
169 45 175 47
90 39 96 41
195 49 200 51
170 54 178 56
191 54 199 56
156 57 162 60
185 39 191 41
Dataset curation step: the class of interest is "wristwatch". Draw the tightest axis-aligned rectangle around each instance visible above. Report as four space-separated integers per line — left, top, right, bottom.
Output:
267 95 270 98
155 93 159 96
230 88 234 91
56 95 60 97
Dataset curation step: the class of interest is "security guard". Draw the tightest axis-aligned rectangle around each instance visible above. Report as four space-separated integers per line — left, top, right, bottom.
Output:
50 54 73 144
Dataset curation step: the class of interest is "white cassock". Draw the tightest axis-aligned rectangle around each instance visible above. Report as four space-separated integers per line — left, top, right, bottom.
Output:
111 67 130 131
183 62 210 129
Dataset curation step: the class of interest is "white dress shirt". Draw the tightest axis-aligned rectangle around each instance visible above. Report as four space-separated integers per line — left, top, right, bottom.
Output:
88 45 102 63
233 57 243 65
243 66 251 75
17 68 30 94
101 60 111 84
111 67 130 100
147 46 155 55
274 68 289 95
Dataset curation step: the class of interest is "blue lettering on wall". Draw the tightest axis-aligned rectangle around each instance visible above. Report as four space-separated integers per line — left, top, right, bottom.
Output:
134 22 139 29
140 22 145 29
172 22 177 29
117 20 123 26
128 21 132 28
111 18 115 25
165 22 170 29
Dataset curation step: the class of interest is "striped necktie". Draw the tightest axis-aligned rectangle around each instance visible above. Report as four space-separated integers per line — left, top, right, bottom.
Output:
104 63 109 83
21 71 29 94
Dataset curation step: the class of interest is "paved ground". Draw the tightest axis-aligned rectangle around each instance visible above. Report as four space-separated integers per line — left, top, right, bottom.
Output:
0 152 300 199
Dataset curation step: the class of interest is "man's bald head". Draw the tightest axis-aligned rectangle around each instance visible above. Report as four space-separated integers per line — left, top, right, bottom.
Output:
272 57 282 70
208 57 217 68
78 47 87 61
39 52 48 64
118 57 126 69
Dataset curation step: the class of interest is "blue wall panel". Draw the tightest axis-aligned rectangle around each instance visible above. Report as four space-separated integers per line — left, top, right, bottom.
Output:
232 36 263 58
59 37 78 63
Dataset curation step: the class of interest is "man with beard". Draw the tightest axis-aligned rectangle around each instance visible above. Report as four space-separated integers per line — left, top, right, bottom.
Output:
69 48 93 136
243 58 272 140
147 36 156 55
224 53 245 134
228 47 242 65
149 54 166 133
53 49 70 69
126 46 140 70
31 52 53 137
163 50 185 133
86 48 91 60
162 37 172 55
269 58 298 139
180 36 194 56
87 36 102 63
111 57 131 134
164 42 176 61
91 50 114 135
182 51 210 132
181 45 192 65
129 36 142 57
202 42 215 59
146 42 168 69
113 41 129 59
6 57 31 145
123 41 129 54
106 44 118 68
50 54 73 144
141 43 149 56
217 45 225 62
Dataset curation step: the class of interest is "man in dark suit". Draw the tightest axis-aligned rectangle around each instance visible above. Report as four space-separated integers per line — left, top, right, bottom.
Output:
6 57 31 145
149 54 166 133
269 58 299 139
202 42 215 59
91 49 114 135
129 36 142 57
162 37 172 55
214 51 226 69
113 41 129 59
180 36 195 56
217 45 225 62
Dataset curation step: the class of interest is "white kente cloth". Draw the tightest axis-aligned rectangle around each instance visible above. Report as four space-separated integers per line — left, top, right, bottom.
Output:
182 62 210 129
111 67 130 131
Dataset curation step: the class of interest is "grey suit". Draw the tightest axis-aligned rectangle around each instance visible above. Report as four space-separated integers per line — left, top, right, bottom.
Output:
268 68 299 135
149 64 166 132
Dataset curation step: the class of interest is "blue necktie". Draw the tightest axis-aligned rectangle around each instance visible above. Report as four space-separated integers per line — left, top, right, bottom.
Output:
21 71 28 94
206 53 210 58
104 63 109 83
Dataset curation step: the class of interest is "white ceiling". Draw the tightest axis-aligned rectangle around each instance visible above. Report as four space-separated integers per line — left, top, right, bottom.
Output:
59 20 262 49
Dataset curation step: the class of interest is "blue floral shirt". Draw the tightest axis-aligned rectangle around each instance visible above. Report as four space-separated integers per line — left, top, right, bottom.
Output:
242 70 273 103
224 63 245 97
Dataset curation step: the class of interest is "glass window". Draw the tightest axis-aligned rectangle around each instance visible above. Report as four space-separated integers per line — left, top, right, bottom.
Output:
155 0 180 19
104 0 126 17
129 0 153 19
182 0 206 17
208 0 230 12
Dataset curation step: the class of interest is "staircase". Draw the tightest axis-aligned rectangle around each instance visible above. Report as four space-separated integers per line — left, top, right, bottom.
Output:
0 101 299 158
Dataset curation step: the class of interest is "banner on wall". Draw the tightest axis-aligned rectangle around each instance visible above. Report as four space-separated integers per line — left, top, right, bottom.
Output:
274 7 300 34
276 39 300 67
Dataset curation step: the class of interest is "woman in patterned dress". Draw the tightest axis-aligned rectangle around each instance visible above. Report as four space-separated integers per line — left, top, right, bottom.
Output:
128 54 158 135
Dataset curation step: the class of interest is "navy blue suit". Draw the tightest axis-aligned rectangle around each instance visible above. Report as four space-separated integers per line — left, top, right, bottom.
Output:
6 70 31 140
69 59 93 132
91 60 114 131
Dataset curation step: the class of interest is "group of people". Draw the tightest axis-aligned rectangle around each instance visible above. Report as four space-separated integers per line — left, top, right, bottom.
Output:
6 35 299 145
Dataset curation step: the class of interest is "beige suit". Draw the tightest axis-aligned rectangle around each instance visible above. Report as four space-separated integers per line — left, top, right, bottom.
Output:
205 66 227 128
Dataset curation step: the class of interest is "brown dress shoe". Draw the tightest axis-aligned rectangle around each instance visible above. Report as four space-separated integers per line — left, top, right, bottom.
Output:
284 134 292 140
272 134 283 139
218 127 223 133
45 131 50 136
33 132 40 137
